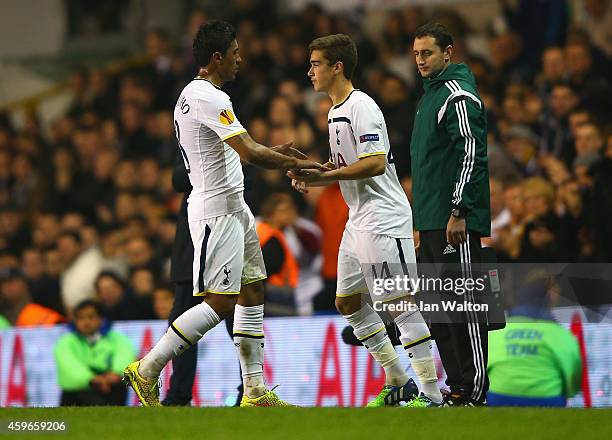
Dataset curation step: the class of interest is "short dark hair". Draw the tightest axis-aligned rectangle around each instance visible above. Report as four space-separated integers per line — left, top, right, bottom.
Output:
551 80 576 95
58 230 81 244
414 22 454 50
74 299 104 318
94 270 127 292
308 34 358 80
569 106 591 117
193 20 237 68
260 192 294 220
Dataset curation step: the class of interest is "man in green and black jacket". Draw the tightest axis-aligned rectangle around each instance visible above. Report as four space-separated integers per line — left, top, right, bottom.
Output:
410 23 491 406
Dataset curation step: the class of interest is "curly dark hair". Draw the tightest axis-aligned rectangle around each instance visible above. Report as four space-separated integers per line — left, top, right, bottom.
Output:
193 20 237 68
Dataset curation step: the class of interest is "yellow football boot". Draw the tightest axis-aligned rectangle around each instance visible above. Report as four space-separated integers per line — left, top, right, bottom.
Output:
123 361 161 407
240 386 295 407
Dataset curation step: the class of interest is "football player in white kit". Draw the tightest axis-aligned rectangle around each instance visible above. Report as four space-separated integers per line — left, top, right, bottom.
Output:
290 34 443 407
124 20 327 407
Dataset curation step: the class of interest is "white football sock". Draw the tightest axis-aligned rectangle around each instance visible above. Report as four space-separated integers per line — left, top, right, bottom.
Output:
233 304 266 398
139 301 220 379
345 304 408 386
395 309 442 403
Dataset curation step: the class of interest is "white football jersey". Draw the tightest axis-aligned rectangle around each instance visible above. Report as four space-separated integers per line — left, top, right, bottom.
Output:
327 90 412 238
173 79 247 220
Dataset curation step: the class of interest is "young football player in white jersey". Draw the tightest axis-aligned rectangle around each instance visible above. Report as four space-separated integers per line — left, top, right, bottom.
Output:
289 34 443 407
124 20 326 407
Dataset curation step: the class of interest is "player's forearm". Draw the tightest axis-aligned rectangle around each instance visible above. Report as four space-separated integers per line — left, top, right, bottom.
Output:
325 156 385 180
248 143 298 169
305 161 336 186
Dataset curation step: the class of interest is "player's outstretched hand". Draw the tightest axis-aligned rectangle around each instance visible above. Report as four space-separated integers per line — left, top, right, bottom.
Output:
271 141 308 159
291 178 308 194
292 160 331 172
287 168 320 180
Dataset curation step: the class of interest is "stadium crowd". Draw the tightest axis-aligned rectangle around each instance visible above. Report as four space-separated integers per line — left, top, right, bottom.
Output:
0 0 611 326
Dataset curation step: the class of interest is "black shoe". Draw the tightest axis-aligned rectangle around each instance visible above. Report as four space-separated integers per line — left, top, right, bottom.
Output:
465 398 487 407
441 391 468 407
441 391 486 407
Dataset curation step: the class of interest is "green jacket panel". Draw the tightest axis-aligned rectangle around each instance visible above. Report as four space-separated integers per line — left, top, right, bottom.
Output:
488 317 582 398
53 329 136 391
0 315 10 329
410 63 491 236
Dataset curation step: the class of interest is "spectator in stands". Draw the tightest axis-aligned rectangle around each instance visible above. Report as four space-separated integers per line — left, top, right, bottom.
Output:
54 300 135 406
518 177 579 262
48 147 83 214
152 286 174 320
139 158 163 196
61 211 87 232
88 68 115 118
257 193 300 315
90 148 118 208
377 74 415 177
0 205 31 256
565 40 612 119
574 122 604 166
0 268 64 327
567 107 592 139
119 101 153 158
21 248 63 315
131 268 156 297
31 211 61 250
504 125 539 176
66 68 89 118
145 28 181 109
44 248 64 279
313 183 349 311
58 231 104 314
94 271 155 321
494 182 526 261
488 273 581 407
151 111 178 167
540 82 579 166
535 47 567 98
501 0 569 70
284 212 323 316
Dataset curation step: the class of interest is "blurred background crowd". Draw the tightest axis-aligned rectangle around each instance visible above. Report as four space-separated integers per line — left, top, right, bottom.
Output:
0 0 611 326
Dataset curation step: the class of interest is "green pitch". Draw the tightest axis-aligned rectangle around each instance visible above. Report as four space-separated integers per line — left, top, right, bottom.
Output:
1 407 610 440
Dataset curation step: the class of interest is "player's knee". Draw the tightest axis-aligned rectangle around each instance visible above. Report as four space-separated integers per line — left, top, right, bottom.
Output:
335 296 360 316
238 281 264 306
206 294 237 319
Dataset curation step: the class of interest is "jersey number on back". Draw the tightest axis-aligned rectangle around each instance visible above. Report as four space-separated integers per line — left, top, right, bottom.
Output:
174 120 191 174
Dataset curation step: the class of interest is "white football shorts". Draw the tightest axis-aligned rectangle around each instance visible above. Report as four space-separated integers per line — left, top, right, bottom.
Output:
189 208 267 296
336 227 418 302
